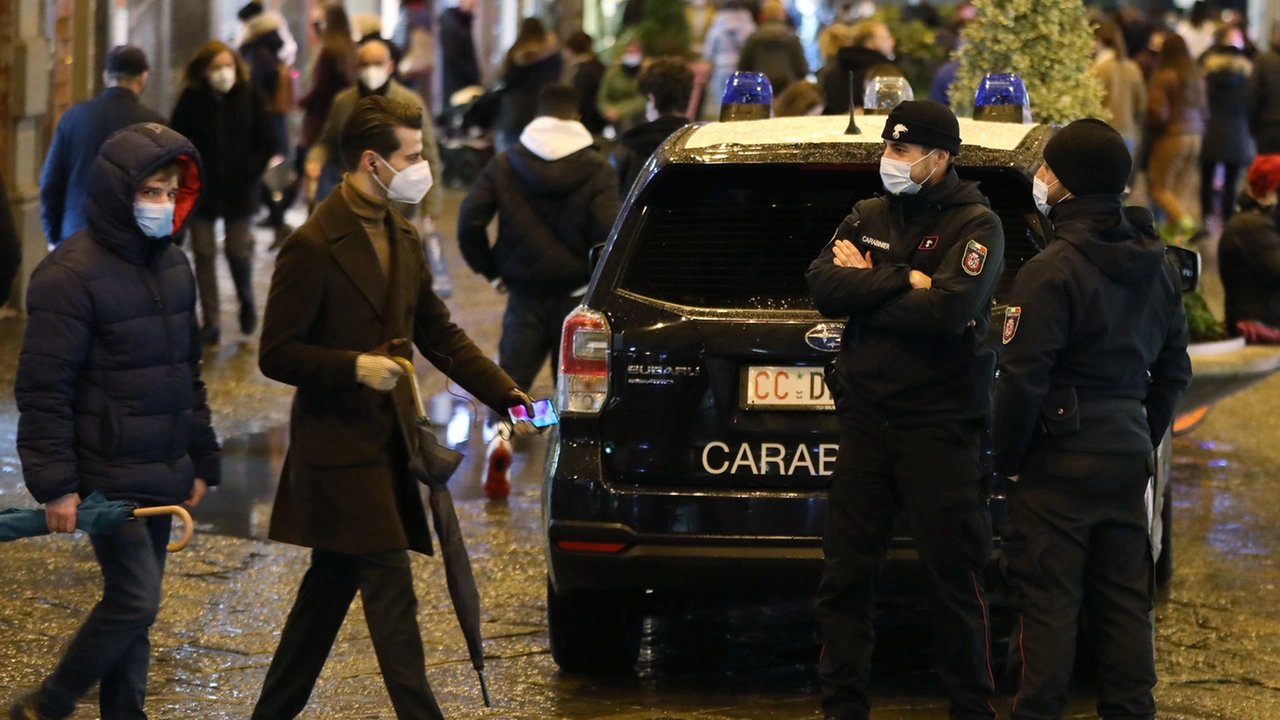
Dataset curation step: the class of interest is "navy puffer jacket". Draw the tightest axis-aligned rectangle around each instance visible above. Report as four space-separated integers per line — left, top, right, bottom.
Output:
16 123 221 505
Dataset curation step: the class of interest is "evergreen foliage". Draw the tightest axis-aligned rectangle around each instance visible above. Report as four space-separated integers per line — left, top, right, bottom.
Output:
639 0 692 57
951 0 1105 124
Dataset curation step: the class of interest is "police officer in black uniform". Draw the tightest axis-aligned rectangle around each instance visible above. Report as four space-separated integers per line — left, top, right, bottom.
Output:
993 119 1192 720
806 100 1004 720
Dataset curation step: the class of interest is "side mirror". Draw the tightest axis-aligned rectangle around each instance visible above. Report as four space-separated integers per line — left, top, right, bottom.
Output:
589 243 607 272
1165 245 1201 293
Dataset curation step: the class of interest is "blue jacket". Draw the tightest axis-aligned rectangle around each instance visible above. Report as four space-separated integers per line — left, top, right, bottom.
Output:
39 87 166 246
17 123 221 505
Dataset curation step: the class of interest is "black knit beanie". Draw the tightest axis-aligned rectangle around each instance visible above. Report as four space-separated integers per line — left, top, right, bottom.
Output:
881 100 962 156
1043 118 1132 196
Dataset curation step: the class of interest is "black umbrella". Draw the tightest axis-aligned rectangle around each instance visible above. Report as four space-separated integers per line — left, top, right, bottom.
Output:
0 492 194 551
392 357 490 707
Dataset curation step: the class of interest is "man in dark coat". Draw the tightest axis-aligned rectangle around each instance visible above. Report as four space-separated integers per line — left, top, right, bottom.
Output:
11 122 220 720
821 20 896 115
0 174 19 305
39 45 165 246
439 0 481 105
1220 154 1280 334
993 119 1191 720
612 57 694 197
806 101 1004 720
1246 22 1280 155
459 84 620 397
250 95 531 720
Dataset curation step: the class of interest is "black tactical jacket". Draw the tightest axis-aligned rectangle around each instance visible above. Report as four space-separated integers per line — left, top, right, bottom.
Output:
807 169 1006 423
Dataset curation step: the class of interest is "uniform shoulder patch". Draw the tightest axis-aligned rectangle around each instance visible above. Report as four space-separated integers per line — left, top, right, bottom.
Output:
1002 306 1021 345
962 239 988 276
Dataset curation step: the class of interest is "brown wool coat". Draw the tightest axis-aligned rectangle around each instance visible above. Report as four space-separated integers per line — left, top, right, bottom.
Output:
259 185 516 556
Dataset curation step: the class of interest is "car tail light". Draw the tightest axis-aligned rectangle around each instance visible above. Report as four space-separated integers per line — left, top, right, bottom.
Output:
557 306 610 415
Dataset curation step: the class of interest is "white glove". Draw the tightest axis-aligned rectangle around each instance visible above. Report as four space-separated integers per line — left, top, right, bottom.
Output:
355 354 406 392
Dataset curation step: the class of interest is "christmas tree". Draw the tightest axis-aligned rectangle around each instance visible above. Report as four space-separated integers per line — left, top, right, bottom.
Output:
638 0 692 58
950 0 1105 125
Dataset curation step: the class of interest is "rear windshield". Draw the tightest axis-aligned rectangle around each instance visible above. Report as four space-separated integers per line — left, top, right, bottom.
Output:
617 163 1040 310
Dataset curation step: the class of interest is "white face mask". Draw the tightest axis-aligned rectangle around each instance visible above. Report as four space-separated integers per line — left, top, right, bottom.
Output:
372 154 434 204
208 66 236 93
134 201 175 238
360 65 390 91
879 150 938 196
1033 177 1054 215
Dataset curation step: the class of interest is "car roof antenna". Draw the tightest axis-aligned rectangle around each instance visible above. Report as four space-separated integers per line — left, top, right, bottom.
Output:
845 72 862 135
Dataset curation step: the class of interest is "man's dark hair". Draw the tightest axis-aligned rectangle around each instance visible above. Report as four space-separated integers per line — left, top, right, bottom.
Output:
537 84 581 120
638 58 694 116
566 31 594 55
340 95 425 171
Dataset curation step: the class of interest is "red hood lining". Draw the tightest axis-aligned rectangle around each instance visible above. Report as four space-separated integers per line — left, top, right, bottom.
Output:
173 154 202 233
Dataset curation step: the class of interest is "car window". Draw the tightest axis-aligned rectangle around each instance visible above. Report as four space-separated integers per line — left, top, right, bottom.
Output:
618 164 1041 311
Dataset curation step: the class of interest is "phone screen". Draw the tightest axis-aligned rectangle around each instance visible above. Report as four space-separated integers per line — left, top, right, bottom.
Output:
508 399 560 428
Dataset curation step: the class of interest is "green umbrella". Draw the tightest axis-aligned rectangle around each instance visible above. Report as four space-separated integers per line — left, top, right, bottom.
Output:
0 492 194 551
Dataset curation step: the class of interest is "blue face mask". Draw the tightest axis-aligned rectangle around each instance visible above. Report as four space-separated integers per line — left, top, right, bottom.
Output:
134 201 175 238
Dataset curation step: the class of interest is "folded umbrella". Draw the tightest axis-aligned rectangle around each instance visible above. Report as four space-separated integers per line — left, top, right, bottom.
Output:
0 492 194 551
392 357 490 707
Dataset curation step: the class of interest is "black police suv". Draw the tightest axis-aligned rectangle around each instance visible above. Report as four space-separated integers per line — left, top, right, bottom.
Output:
543 115 1178 673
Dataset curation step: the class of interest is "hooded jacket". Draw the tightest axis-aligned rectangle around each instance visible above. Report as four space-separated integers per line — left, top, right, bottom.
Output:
1219 192 1280 331
821 45 894 115
1201 46 1256 165
497 36 564 139
993 196 1191 475
807 169 1006 423
239 12 288 101
16 123 221 505
457 117 620 297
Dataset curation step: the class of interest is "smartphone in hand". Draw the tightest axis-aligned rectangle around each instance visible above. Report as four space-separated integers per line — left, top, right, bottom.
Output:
508 398 560 428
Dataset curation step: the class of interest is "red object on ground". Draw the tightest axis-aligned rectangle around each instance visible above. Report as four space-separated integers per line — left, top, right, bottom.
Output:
483 437 512 499
1237 320 1280 344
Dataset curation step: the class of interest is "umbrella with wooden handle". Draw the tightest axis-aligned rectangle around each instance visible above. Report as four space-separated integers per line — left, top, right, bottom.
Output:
133 505 195 552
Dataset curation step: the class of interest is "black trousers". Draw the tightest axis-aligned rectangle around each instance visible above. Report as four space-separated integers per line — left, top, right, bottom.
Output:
249 549 445 720
1004 450 1156 720
1199 160 1242 224
816 416 996 720
497 291 582 392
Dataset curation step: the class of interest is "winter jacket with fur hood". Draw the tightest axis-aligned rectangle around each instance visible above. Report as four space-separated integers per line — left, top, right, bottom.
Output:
17 123 221 506
497 35 564 140
458 117 620 297
1201 45 1256 165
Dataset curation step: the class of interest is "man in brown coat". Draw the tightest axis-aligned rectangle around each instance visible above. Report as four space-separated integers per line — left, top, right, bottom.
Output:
250 95 531 720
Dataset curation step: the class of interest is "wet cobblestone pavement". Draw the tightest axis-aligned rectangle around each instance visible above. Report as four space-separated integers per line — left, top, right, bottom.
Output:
2 192 1280 718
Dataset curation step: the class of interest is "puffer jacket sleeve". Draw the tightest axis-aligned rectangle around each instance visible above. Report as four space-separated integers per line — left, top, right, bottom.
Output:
457 159 500 280
15 262 94 503
186 315 222 486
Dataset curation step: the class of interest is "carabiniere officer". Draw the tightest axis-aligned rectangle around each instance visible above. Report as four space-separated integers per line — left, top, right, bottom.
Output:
993 118 1192 720
806 100 1005 720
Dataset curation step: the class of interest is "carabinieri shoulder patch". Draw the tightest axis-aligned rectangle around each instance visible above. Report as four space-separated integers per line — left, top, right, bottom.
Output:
1002 306 1021 344
962 239 988 276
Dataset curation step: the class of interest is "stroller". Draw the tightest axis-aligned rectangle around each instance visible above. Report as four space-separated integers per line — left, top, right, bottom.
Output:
437 83 503 189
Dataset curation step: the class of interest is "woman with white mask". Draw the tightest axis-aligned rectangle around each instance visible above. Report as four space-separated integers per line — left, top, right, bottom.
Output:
171 40 277 345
